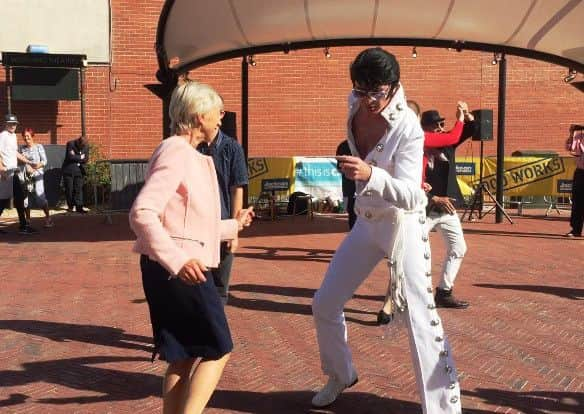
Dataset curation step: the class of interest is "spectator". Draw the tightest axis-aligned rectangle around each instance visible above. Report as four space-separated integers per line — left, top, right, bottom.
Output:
61 136 89 213
0 114 38 234
336 140 356 229
19 128 53 227
422 104 475 308
377 100 467 322
197 105 249 305
565 125 584 237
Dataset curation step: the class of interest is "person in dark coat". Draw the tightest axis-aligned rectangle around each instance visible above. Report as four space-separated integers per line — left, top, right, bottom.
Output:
62 136 89 213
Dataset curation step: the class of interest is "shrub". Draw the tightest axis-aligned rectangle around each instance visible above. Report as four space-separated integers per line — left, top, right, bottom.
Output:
84 143 111 186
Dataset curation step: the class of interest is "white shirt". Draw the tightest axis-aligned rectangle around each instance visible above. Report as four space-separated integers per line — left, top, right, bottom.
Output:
0 130 18 170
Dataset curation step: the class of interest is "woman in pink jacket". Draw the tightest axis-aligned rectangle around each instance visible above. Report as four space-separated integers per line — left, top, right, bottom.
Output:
130 80 253 414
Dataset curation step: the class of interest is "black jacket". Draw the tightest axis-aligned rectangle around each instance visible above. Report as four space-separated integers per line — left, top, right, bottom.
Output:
61 139 90 176
426 121 476 209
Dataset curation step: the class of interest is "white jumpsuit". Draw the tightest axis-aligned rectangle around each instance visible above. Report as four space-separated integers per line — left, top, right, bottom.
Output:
312 86 462 413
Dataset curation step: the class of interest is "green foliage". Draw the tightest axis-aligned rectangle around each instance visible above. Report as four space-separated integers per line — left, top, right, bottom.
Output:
84 143 111 186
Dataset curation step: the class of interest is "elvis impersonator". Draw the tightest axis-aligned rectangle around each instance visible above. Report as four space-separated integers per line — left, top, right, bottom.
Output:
311 48 462 413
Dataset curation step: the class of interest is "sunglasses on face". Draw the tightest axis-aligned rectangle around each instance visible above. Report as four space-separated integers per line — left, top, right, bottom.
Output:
352 88 391 101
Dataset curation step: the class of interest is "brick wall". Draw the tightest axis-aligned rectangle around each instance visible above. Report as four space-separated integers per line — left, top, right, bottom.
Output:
1 0 583 160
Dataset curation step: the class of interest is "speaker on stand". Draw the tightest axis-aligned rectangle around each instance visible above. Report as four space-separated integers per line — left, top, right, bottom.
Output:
221 111 237 138
462 109 513 223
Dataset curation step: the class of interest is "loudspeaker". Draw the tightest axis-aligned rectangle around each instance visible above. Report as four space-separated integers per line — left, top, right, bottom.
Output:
221 111 237 138
471 109 493 141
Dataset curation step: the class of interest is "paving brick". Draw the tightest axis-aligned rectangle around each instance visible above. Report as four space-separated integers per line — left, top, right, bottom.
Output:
0 211 582 413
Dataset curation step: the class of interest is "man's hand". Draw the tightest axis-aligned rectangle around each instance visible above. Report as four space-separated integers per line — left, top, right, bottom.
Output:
422 182 432 193
177 259 208 285
336 155 373 182
235 207 255 230
455 103 465 122
431 196 456 214
457 101 474 122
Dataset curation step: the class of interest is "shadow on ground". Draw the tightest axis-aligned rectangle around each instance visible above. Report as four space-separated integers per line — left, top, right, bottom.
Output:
463 388 583 414
0 356 160 406
0 213 134 244
475 284 584 300
230 283 383 302
209 389 495 414
464 228 572 240
237 245 336 263
0 320 152 352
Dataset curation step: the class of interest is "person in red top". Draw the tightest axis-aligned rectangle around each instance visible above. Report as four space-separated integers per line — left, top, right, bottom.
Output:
377 101 473 323
423 103 475 309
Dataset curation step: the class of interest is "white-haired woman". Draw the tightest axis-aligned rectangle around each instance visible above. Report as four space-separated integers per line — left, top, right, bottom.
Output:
130 80 254 414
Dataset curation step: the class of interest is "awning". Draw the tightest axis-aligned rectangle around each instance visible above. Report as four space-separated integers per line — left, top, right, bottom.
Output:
156 0 584 76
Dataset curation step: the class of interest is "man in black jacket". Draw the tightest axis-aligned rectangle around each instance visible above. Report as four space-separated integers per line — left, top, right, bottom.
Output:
335 140 356 229
62 136 89 213
423 108 475 309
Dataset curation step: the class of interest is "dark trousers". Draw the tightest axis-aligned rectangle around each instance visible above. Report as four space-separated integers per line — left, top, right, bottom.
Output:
0 176 28 228
63 174 84 209
347 195 356 230
570 168 584 235
211 242 235 305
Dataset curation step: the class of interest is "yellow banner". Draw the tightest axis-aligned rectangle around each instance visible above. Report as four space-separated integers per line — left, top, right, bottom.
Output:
247 157 295 200
456 156 577 196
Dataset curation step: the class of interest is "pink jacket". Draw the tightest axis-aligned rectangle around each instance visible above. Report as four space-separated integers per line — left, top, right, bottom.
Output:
129 136 238 275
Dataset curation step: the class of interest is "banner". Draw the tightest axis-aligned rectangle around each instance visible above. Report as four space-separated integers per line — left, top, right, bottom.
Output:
247 157 295 201
248 155 578 202
293 157 343 200
247 157 343 202
455 156 577 196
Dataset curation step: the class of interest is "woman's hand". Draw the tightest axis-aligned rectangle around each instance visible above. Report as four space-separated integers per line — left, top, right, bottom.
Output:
227 238 239 253
176 259 208 285
235 207 255 230
336 155 372 182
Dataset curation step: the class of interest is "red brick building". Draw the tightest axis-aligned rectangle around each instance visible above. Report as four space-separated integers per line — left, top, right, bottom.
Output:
2 0 583 160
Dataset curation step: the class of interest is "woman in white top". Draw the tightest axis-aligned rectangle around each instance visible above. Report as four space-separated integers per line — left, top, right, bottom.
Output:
19 128 53 227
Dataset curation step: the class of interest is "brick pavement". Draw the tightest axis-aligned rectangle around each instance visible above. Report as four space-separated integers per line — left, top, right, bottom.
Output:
0 211 582 413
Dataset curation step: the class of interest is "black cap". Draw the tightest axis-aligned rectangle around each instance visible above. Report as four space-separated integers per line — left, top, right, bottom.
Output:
421 110 444 126
4 114 19 124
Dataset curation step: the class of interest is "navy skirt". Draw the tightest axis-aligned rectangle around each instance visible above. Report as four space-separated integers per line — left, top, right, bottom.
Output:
140 255 233 363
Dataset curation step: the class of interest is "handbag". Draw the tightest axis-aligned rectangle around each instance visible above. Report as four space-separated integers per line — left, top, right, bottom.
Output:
18 168 34 194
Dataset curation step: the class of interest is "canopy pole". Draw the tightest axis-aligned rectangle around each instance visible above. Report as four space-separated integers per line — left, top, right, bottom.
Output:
80 67 87 137
242 55 249 207
5 66 12 114
495 53 507 223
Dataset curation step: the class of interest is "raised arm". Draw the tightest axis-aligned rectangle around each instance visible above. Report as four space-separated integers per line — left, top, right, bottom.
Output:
338 131 426 210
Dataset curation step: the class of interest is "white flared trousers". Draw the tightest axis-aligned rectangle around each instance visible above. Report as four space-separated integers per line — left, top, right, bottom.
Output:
425 211 467 290
312 212 462 414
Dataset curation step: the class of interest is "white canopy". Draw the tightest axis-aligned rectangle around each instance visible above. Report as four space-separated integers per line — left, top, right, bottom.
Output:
157 0 584 74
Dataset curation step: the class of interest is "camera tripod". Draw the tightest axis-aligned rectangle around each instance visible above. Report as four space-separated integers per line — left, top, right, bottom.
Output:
462 181 513 223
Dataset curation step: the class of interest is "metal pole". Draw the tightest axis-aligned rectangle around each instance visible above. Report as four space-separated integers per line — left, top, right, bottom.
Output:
80 68 87 137
241 56 249 207
5 66 12 114
495 53 506 223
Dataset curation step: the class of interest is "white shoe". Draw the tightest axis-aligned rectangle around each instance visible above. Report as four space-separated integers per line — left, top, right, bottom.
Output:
311 372 358 408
